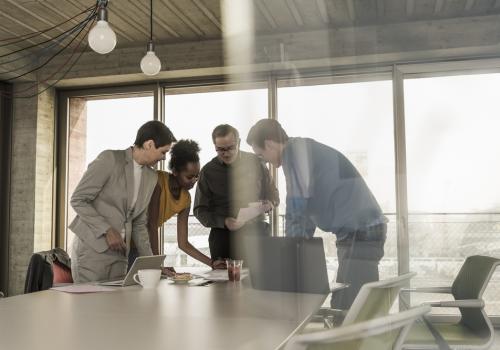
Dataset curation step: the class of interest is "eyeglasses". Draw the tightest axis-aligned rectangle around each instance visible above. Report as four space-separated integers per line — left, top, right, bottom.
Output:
215 144 237 153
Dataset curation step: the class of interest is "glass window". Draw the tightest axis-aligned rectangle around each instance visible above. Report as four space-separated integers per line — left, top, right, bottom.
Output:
66 95 154 254
163 85 268 266
277 76 396 283
405 73 500 315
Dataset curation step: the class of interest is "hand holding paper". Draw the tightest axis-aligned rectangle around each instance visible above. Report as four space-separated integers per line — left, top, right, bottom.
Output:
236 201 272 224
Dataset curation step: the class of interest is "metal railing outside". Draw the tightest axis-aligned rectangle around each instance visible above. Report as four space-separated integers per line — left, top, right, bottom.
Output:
163 213 500 314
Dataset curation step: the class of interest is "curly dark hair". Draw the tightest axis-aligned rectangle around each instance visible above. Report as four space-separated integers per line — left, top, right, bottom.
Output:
168 139 201 172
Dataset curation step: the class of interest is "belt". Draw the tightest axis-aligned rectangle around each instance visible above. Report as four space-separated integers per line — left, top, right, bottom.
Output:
337 223 387 242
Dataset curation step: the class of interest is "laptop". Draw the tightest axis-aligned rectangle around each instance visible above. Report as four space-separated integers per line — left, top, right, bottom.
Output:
99 255 166 287
244 237 330 294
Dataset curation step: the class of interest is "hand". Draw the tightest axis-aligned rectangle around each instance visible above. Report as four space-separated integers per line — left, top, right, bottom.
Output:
225 217 244 231
261 200 273 213
162 267 176 277
211 259 227 270
105 228 126 254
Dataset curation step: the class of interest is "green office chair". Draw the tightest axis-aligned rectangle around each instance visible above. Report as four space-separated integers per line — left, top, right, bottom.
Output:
286 305 431 350
403 255 500 350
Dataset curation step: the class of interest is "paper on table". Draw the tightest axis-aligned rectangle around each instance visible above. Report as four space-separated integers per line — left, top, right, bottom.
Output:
199 269 249 281
51 284 116 293
236 206 263 224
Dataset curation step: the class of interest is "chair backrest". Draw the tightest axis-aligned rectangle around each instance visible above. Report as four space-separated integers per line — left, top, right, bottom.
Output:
451 255 500 335
24 253 53 293
285 305 431 350
24 248 73 293
342 272 416 326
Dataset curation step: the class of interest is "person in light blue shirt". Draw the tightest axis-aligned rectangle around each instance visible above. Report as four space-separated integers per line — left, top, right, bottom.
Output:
246 119 387 310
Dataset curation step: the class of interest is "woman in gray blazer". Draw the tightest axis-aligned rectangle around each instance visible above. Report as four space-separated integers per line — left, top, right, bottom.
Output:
69 121 176 283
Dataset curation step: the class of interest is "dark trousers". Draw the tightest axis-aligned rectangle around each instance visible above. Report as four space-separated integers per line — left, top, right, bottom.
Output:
209 221 271 260
127 246 139 272
331 223 386 310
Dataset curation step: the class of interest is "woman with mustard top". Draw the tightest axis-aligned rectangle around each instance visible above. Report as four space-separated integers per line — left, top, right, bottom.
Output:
147 140 226 271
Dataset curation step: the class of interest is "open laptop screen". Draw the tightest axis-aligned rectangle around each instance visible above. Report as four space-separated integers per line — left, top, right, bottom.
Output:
100 255 166 287
244 237 330 294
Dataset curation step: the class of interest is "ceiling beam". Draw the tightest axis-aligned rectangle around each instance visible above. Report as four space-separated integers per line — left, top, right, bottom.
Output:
62 0 135 42
464 0 475 11
160 0 204 37
127 0 181 38
285 0 304 26
191 0 221 30
345 0 356 21
0 11 63 47
376 0 385 19
434 0 445 14
6 0 66 34
0 24 38 81
39 13 500 87
315 0 329 23
406 0 415 17
255 0 278 29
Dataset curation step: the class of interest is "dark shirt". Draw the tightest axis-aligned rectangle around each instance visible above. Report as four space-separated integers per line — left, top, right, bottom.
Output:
282 137 386 238
194 150 279 229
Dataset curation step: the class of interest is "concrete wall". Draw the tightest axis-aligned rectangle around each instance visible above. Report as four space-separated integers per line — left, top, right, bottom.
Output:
66 98 87 255
9 84 54 295
9 84 38 295
34 88 55 253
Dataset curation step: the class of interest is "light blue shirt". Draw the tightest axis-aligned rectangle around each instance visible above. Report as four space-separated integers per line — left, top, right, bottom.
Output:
281 137 387 238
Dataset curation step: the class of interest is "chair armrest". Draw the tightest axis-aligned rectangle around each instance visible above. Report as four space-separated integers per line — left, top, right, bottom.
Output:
425 299 484 308
401 287 452 294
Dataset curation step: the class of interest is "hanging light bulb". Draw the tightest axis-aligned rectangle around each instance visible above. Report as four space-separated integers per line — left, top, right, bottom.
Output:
140 0 161 76
88 1 117 54
141 41 161 75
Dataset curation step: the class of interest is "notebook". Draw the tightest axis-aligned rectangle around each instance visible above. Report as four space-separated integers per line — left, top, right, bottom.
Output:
99 255 166 287
244 237 330 294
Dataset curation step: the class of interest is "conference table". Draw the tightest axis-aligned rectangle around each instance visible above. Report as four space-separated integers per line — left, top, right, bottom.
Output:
0 277 327 350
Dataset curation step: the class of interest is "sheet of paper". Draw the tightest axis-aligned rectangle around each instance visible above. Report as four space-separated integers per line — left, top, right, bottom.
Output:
236 206 263 224
51 284 116 293
199 269 249 281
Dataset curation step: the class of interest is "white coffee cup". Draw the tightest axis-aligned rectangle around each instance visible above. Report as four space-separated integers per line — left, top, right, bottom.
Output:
133 269 161 289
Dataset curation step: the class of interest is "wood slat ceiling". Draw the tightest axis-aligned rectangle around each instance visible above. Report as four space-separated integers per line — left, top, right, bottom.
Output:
0 0 499 54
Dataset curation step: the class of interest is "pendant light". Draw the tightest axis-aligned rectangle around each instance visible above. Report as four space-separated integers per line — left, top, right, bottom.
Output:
88 0 117 54
140 0 161 76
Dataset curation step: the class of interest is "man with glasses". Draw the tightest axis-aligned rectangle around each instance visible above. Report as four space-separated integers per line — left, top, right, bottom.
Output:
194 124 279 261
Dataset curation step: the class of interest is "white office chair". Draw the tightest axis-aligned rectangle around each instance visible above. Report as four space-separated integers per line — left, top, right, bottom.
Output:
286 305 431 350
311 272 417 329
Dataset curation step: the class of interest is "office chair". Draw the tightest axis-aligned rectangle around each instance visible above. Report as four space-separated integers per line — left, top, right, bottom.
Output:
403 255 500 350
286 305 431 350
24 248 73 293
309 272 416 329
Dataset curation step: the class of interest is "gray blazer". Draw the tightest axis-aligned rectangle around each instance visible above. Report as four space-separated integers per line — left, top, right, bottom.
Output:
69 148 157 256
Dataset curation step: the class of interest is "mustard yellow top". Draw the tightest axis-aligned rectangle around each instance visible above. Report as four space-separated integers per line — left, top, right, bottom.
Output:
157 171 191 226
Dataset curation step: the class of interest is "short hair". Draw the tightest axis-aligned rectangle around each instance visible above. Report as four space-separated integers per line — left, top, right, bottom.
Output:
211 124 239 144
168 139 200 172
134 120 176 148
246 119 289 148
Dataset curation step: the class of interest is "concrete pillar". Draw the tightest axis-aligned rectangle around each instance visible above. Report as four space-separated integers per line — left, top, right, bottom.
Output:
67 98 87 254
9 83 55 295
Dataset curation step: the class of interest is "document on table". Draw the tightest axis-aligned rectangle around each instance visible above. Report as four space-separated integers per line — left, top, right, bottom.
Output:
199 269 249 281
51 284 116 293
